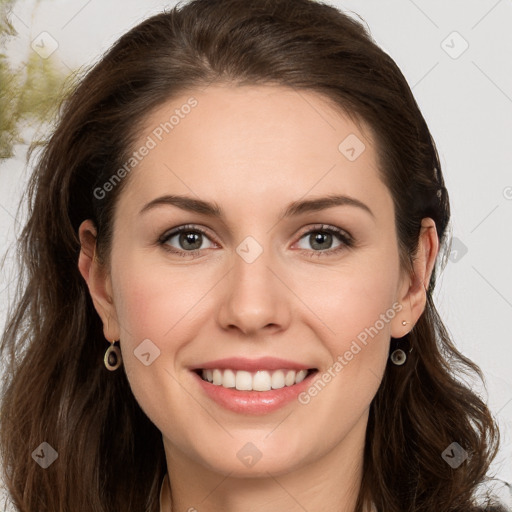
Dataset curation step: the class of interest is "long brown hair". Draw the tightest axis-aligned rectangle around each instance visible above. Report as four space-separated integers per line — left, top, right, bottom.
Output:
0 1 506 510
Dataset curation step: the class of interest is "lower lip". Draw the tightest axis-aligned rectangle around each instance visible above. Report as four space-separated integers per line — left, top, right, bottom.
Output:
192 370 317 415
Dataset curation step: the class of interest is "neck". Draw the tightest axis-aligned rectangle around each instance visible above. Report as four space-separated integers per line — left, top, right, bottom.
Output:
160 411 370 512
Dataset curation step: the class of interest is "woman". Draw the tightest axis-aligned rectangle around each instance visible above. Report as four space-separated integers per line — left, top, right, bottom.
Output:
0 0 508 510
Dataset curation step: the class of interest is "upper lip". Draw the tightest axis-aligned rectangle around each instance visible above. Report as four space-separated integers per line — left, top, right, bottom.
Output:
191 357 315 372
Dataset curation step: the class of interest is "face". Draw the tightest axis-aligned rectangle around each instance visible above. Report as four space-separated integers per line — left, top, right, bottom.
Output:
88 84 416 477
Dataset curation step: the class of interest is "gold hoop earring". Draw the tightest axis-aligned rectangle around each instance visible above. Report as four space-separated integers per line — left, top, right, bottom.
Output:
390 345 408 365
390 321 413 366
104 339 122 371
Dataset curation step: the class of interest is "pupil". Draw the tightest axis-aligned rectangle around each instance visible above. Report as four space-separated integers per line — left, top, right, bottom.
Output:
181 232 201 250
311 232 331 250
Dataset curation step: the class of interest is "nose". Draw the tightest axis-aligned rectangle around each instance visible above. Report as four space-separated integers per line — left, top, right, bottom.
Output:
216 240 292 337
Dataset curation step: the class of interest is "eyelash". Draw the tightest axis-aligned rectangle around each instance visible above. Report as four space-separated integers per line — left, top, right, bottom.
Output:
158 223 354 259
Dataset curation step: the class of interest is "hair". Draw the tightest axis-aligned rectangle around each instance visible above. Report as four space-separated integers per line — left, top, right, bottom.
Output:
0 0 507 511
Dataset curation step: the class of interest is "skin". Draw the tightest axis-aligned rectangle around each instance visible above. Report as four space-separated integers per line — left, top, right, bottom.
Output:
78 84 438 512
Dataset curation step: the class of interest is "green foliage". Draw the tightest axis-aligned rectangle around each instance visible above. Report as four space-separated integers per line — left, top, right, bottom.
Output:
0 0 72 160
16 51 68 122
0 0 19 159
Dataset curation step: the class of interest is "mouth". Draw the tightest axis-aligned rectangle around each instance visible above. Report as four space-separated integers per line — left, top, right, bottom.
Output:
193 368 318 392
189 357 319 414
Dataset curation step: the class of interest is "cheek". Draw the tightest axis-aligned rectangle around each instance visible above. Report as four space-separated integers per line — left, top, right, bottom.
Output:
108 257 210 434
291 261 399 418
288 247 400 413
292 250 400 349
274 255 401 466
110 255 209 343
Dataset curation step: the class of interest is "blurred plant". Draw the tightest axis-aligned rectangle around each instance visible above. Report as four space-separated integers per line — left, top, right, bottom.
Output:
0 0 72 160
0 0 18 159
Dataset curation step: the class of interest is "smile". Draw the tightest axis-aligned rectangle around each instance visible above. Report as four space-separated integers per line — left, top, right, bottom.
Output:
197 368 316 391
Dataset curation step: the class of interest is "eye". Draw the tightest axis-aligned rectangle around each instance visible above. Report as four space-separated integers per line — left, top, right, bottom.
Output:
158 225 216 257
295 224 353 257
158 223 354 259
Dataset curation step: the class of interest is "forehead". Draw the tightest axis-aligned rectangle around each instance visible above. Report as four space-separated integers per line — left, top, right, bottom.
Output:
118 84 392 221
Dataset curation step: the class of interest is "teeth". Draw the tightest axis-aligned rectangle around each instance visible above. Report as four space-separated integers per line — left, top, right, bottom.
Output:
236 370 252 391
212 369 222 385
285 370 296 386
253 370 271 391
200 368 310 391
223 369 236 388
271 370 285 389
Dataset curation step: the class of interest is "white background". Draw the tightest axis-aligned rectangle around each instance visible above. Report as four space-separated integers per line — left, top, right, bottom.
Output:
1 0 511 507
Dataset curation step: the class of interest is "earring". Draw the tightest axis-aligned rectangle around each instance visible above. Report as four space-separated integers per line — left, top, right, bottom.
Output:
390 321 413 366
104 339 122 371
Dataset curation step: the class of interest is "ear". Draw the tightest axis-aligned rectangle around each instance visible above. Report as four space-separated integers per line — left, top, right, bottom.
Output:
390 217 439 338
77 219 120 341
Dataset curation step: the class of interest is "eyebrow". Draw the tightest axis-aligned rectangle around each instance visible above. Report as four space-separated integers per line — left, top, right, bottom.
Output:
139 193 375 220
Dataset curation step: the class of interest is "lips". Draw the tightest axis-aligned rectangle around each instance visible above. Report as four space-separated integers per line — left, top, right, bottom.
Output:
190 357 318 414
194 356 313 372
